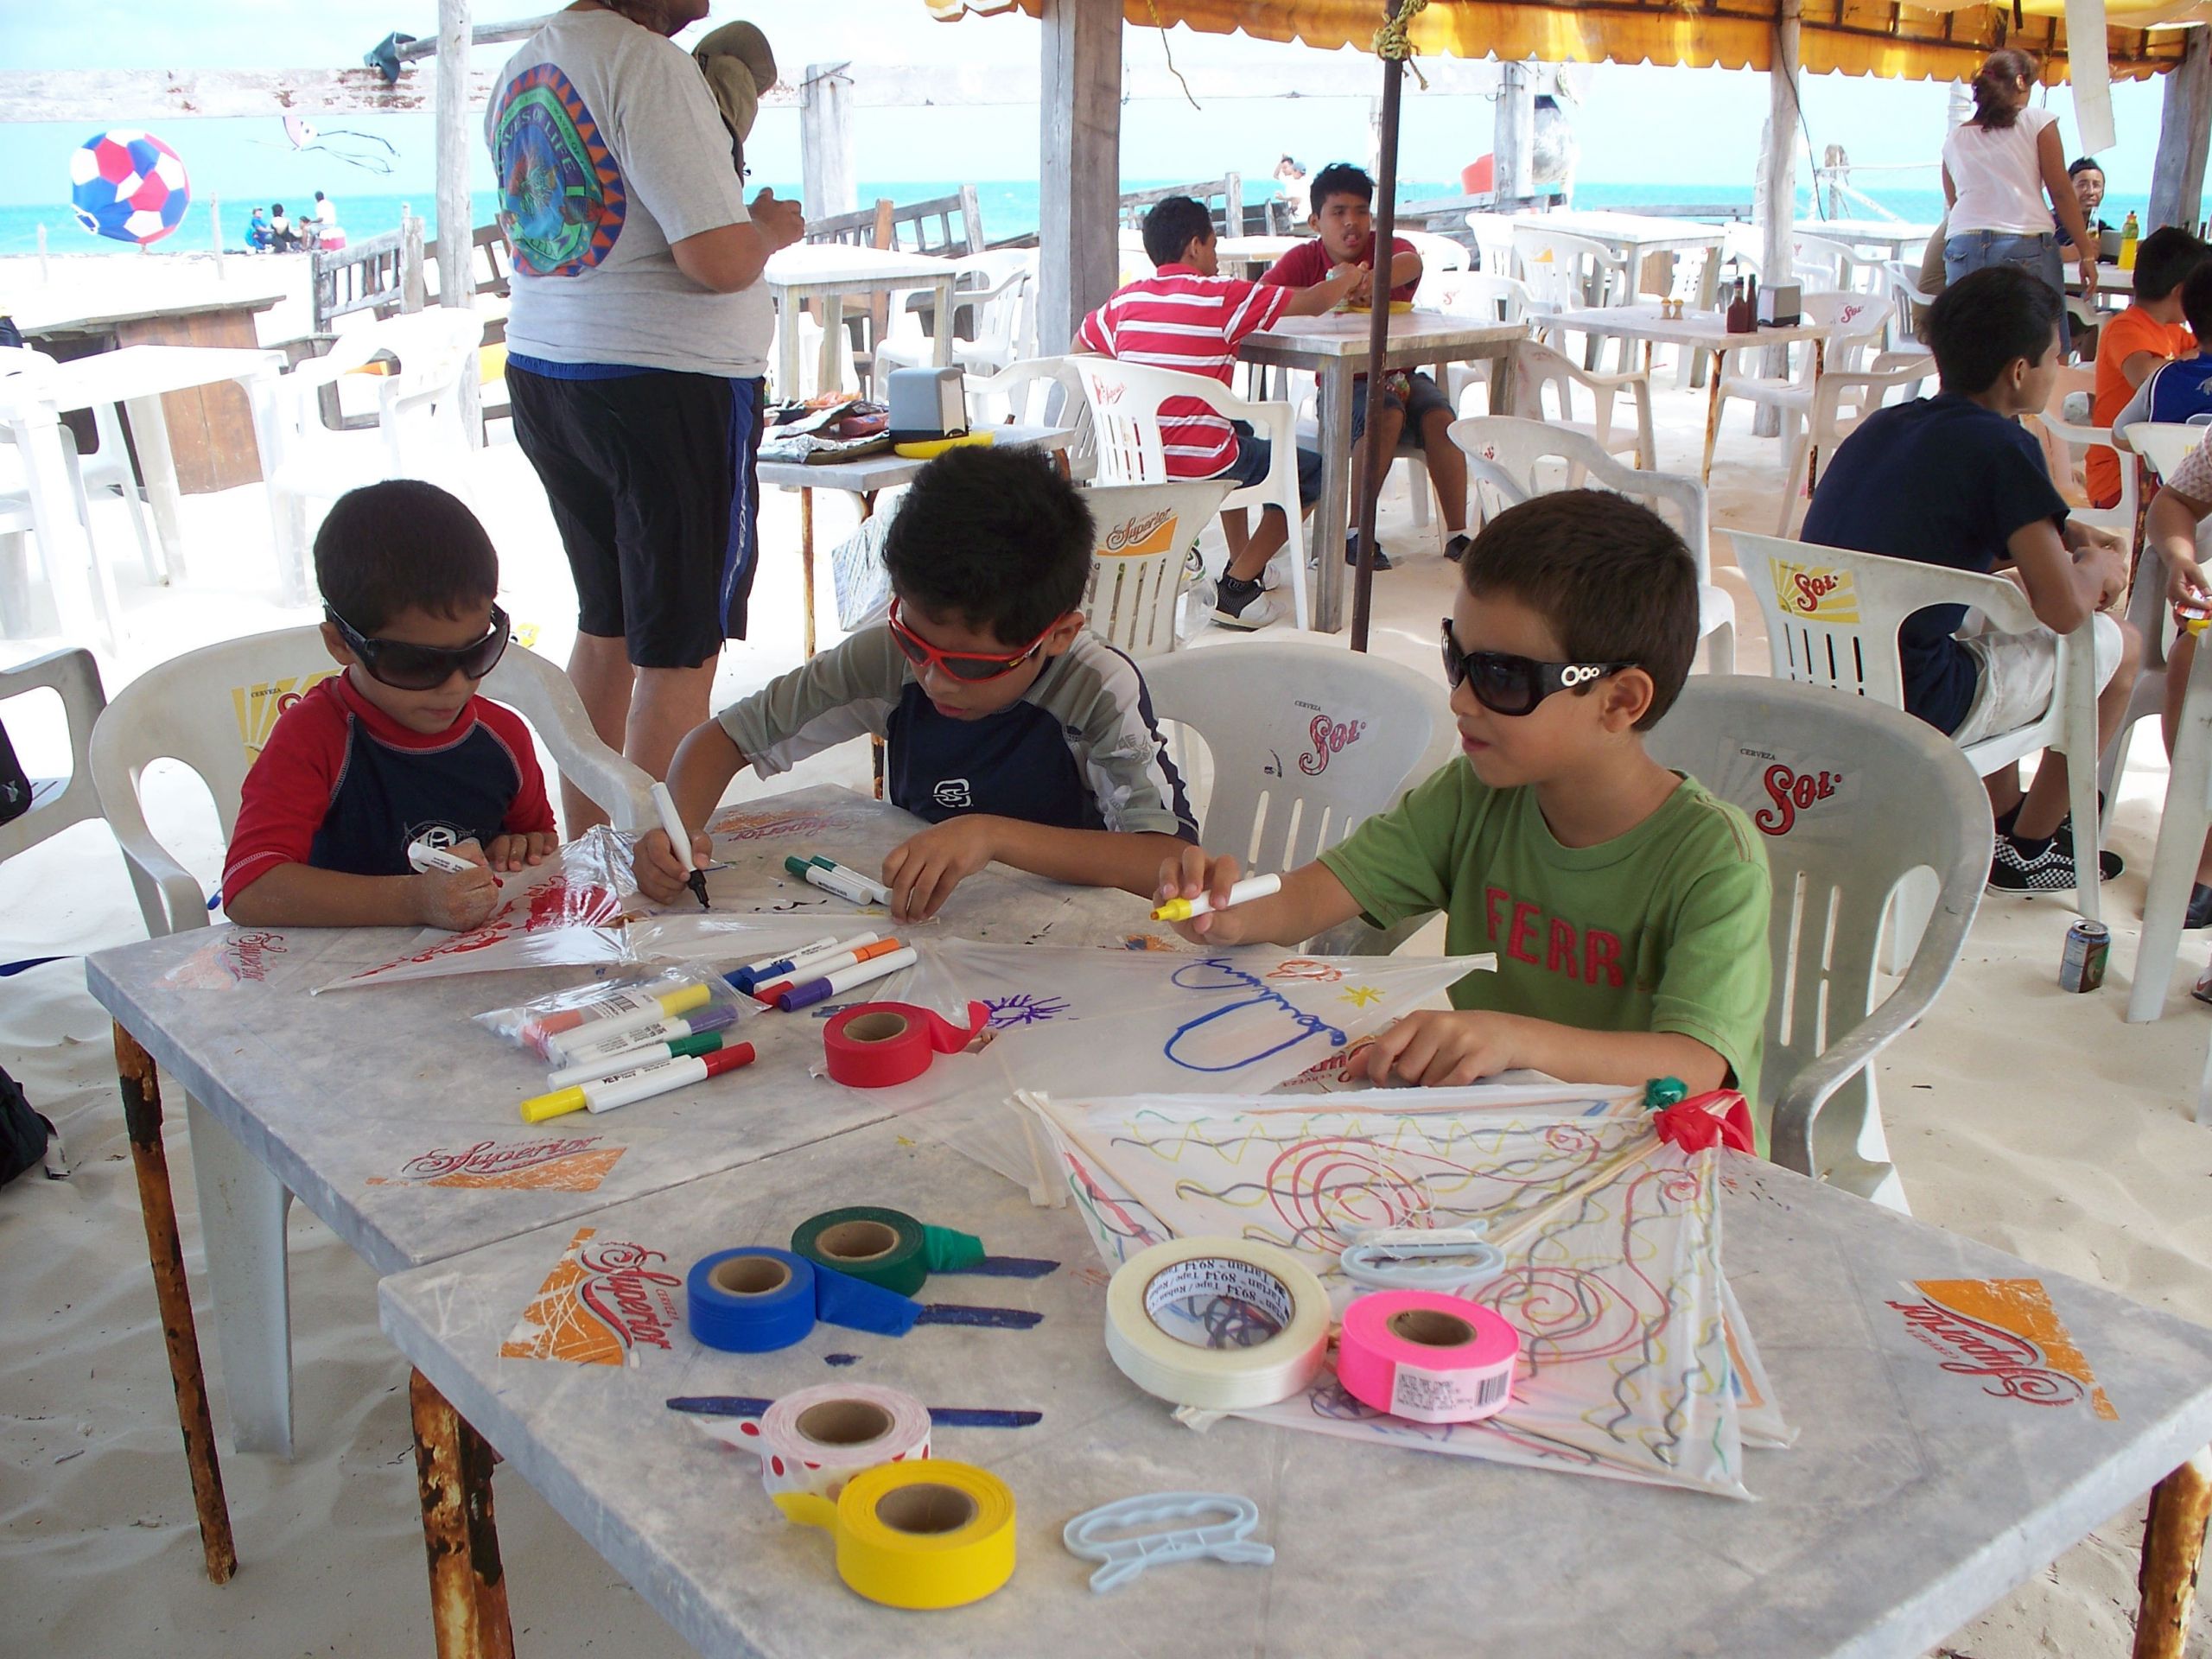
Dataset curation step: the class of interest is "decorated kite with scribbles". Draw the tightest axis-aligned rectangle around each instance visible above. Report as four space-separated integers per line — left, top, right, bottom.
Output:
1020 1087 1788 1498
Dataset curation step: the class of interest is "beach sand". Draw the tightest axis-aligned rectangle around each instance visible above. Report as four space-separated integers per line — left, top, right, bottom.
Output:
3 270 2210 1656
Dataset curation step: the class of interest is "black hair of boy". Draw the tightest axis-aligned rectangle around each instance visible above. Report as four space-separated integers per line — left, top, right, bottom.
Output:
1459 491 1698 730
1141 195 1214 270
1309 162 1375 214
2135 226 2209 303
314 479 498 633
1924 265 2060 395
2180 261 2212 343
882 446 1095 644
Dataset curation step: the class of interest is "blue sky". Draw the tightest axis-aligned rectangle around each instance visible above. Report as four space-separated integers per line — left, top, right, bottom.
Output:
0 0 2181 209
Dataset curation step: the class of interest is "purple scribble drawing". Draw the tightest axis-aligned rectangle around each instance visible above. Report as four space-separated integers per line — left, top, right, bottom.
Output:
984 992 1071 1029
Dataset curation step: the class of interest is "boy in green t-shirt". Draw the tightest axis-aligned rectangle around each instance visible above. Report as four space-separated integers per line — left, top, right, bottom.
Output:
1156 491 1771 1097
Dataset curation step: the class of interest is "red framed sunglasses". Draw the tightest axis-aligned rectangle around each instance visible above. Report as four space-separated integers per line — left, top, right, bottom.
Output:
887 598 1063 683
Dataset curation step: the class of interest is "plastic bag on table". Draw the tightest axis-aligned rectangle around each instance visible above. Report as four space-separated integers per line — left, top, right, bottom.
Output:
472 964 751 1058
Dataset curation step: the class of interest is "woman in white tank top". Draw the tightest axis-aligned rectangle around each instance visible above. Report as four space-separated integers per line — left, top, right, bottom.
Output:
1941 48 2096 325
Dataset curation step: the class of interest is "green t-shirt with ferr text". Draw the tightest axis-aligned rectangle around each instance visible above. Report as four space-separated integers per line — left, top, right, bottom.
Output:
1317 762 1771 1101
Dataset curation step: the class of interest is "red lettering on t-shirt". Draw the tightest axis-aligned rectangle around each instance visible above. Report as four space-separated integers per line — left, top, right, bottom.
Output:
1484 885 1509 942
1585 929 1624 988
1546 916 1580 979
1507 901 1541 964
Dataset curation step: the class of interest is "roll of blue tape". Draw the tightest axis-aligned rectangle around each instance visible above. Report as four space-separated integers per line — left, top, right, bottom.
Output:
686 1247 819 1352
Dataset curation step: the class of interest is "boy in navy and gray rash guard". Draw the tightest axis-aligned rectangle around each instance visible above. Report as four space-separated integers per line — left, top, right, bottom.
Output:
221 481 558 932
639 447 1196 924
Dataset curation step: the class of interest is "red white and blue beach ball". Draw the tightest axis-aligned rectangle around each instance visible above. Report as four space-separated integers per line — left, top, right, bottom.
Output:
68 130 191 246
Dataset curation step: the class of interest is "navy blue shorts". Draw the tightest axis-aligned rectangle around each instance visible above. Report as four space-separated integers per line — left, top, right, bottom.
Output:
1350 370 1453 445
1215 423 1322 507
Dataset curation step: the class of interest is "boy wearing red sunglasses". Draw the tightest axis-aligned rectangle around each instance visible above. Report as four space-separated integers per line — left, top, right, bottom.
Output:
222 481 556 931
642 448 1198 921
1155 492 1772 1103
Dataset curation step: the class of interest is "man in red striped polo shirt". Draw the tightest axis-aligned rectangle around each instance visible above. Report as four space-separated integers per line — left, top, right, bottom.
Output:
1076 195 1359 628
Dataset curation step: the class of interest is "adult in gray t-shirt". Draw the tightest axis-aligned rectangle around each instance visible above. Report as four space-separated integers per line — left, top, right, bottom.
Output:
489 0 804 831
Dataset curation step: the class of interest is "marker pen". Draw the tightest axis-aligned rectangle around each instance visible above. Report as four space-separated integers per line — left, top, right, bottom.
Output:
775 945 918 1012
651 781 710 911
544 1028 737 1090
750 937 906 1003
729 932 879 995
521 979 715 1048
546 1000 740 1068
407 839 483 876
1150 874 1284 924
518 1041 757 1124
810 855 893 906
784 855 874 906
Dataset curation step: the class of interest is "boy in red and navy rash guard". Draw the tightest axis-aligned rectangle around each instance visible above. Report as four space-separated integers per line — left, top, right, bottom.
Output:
221 480 559 931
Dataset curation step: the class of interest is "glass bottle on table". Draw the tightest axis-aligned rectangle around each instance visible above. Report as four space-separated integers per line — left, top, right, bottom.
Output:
2120 211 2140 272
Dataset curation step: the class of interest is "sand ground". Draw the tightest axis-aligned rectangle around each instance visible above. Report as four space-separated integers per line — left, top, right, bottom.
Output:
3 257 2210 1656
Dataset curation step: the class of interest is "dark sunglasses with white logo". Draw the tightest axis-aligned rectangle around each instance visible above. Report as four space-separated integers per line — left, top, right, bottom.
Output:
1440 618 1630 717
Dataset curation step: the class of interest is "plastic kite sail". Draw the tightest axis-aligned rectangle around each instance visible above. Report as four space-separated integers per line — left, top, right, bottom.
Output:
277 113 397 175
1021 1086 1789 1498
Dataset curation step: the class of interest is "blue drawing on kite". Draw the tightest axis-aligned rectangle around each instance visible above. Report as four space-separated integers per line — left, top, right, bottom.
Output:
1164 958 1348 1073
984 992 1071 1029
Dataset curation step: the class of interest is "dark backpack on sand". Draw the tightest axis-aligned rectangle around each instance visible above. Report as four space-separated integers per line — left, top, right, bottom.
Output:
0 1065 66 1185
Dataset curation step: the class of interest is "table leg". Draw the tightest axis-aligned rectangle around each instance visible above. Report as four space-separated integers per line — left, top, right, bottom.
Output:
1701 370 1726 484
121 392 188 583
2133 1449 2212 1659
777 293 802 404
1313 364 1357 634
410 1369 515 1659
1689 245 1723 389
115 1022 237 1586
16 410 117 652
1805 340 1828 497
931 276 955 371
819 298 846 394
799 486 817 660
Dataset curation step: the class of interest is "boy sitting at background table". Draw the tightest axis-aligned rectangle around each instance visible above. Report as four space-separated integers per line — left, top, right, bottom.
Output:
639 447 1197 922
2112 258 2212 440
1154 491 1770 1103
1257 161 1474 571
2087 226 2207 508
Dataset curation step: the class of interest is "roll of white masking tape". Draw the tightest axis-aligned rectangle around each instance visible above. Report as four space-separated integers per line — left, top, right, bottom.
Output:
1104 1236 1331 1411
733 1383 932 1505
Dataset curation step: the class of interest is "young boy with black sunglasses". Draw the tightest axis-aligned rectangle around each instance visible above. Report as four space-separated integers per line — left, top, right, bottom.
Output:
1156 491 1771 1096
638 447 1197 922
221 480 556 931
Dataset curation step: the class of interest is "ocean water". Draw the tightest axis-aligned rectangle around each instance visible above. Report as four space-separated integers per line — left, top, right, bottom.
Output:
0 178 2155 261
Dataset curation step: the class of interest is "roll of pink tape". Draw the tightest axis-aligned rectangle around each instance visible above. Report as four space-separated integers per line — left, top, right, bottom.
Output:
1335 1291 1518 1424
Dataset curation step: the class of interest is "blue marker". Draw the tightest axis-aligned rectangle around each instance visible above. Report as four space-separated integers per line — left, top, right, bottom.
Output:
728 931 878 995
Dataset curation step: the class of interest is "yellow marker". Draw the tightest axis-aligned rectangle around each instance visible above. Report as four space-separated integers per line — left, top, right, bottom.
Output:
777 1461 1015 1609
518 1084 589 1125
1150 873 1283 924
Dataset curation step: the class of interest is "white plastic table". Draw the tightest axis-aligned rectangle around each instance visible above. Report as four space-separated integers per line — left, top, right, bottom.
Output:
83 784 1160 1578
1796 219 1938 260
1236 310 1529 632
1214 233 1306 279
1508 210 1728 306
764 245 957 402
0 344 285 649
382 1116 2212 1659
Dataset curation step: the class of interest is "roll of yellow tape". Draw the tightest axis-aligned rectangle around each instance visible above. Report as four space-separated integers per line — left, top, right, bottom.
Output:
777 1459 1015 1609
1104 1236 1332 1410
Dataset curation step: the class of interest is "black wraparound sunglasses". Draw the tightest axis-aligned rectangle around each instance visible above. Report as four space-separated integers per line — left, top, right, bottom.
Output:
327 604 512 690
1440 618 1630 717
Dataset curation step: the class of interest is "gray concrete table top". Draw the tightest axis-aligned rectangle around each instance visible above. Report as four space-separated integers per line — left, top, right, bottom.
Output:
84 785 1167 1275
379 1115 2212 1659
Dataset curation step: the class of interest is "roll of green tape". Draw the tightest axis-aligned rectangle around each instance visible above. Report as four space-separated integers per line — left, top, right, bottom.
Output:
922 1224 986 1274
791 1207 931 1296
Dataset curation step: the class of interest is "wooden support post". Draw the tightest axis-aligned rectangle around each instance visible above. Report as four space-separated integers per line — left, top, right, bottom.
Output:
1496 61 1535 207
1037 0 1122 355
800 62 857 223
799 486 817 660
1351 0 1408 653
115 1023 236 1586
435 0 480 444
401 209 429 313
1752 0 1801 439
410 1369 515 1659
2135 1450 2212 1659
2152 29 2212 232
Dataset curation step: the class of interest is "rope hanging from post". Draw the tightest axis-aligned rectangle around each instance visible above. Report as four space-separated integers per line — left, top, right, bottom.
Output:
1373 0 1431 89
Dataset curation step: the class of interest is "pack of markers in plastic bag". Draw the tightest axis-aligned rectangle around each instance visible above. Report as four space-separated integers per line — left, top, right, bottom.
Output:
476 967 756 1062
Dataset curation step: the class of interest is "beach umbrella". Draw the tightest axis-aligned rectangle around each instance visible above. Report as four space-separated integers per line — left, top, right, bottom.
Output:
67 129 191 248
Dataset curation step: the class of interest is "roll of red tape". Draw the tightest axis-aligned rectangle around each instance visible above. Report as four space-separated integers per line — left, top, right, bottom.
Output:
823 1001 988 1088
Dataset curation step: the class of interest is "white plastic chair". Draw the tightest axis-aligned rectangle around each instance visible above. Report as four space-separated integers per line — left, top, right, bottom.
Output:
1733 531 2106 931
1767 359 1932 536
1 346 162 587
2130 634 2212 1027
86 626 655 1457
1437 273 1536 418
0 346 143 646
1514 226 1634 370
1447 416 1736 674
1647 676 1987 1206
1700 291 1892 518
1076 479 1236 658
1883 257 1937 348
1074 357 1310 631
975 355 1096 483
1403 231 1471 310
875 263 1035 391
1465 213 1519 283
0 647 105 864
266 310 487 600
1140 638 1451 876
1794 232 1886 296
2044 388 2140 550
1510 339 1656 470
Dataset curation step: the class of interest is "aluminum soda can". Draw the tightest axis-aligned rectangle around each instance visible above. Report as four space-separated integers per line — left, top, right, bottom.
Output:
2060 919 2109 994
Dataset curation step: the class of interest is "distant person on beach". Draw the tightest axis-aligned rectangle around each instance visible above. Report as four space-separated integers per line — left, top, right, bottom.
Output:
314 190 338 228
1075 194 1359 630
2084 226 2205 507
1941 49 2095 329
1274 155 1307 193
1802 265 2139 895
489 0 804 831
247 207 271 251
267 204 302 251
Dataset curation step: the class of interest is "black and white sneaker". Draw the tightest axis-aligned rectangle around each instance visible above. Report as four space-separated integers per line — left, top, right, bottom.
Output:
1211 573 1273 631
1344 531 1394 571
1445 532 1474 563
1986 833 2122 893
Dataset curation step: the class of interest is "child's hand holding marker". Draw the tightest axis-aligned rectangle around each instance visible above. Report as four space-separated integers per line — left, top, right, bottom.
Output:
633 826 716 907
1152 846 1283 944
406 839 504 931
884 817 998 922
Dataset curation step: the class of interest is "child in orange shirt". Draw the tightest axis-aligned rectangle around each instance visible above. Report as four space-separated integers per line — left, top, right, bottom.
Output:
2088 226 2207 507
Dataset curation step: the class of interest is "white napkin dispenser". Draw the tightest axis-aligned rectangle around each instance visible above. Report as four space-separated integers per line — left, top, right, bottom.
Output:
1758 283 1802 327
887 367 968 443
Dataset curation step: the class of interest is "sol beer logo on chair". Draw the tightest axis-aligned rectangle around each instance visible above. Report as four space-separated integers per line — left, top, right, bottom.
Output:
499 1225 682 1366
232 671 338 765
1885 1277 2117 1418
1770 559 1860 625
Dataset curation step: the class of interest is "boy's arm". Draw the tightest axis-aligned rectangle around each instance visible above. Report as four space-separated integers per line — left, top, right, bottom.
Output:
222 852 501 931
2010 515 2121 627
2151 476 2212 605
1280 264 1365 316
2111 370 2157 441
884 819 1198 922
1360 1017 1728 1092
1383 243 1422 291
1154 852 1366 946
